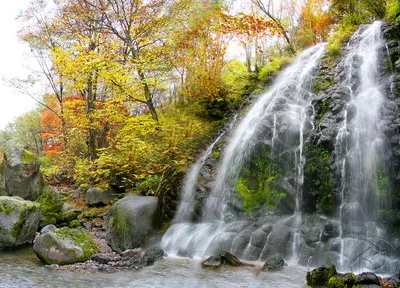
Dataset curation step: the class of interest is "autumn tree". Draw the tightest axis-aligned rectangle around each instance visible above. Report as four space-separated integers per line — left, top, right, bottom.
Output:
250 0 296 54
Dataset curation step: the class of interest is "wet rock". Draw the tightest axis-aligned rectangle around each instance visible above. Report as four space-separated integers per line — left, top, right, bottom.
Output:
321 221 341 242
105 195 158 252
142 247 165 266
3 139 44 200
202 251 242 268
306 265 337 287
220 251 242 266
33 227 99 265
355 272 380 285
262 255 285 271
91 253 111 264
202 255 221 268
0 196 41 247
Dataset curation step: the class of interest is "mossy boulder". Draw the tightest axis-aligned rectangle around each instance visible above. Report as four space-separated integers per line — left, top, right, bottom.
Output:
0 196 41 247
105 195 158 252
35 187 66 226
33 227 99 265
307 265 338 287
328 273 356 288
3 139 44 200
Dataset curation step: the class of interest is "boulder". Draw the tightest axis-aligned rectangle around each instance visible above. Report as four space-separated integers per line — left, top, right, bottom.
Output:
60 202 80 223
35 187 66 226
0 196 41 247
306 265 337 287
355 272 380 286
262 254 285 271
202 251 242 268
202 255 221 268
85 187 119 206
143 247 165 265
105 195 158 252
3 139 44 200
33 227 99 265
328 273 356 288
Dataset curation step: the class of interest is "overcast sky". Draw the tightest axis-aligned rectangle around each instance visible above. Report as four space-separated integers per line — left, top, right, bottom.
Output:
0 0 38 129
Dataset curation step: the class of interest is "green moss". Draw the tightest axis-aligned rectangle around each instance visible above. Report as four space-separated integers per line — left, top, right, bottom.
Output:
22 150 36 165
326 13 366 60
212 150 221 160
53 228 99 259
328 273 356 288
35 187 66 216
386 0 400 22
11 213 25 239
313 75 334 94
304 145 334 214
235 145 285 211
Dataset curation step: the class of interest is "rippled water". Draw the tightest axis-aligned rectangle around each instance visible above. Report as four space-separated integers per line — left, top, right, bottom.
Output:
0 248 308 288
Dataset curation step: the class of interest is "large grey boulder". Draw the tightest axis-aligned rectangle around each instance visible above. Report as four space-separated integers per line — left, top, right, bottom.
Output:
0 196 41 247
85 187 118 206
3 139 44 200
33 227 99 265
105 195 158 252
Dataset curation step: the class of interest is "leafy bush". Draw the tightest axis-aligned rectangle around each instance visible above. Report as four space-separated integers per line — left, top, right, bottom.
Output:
386 0 400 22
82 105 218 194
326 13 366 59
258 56 292 81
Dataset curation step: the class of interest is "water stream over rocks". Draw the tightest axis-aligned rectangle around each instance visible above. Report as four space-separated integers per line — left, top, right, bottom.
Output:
161 21 400 276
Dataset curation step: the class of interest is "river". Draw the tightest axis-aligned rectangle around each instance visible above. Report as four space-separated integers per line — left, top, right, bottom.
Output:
0 248 308 288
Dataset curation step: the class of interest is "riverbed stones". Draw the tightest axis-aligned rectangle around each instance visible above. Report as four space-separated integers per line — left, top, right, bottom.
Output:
33 227 99 265
105 195 158 252
0 196 41 247
3 139 44 200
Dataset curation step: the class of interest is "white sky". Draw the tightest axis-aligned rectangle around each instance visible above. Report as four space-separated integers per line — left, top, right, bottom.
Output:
0 0 38 129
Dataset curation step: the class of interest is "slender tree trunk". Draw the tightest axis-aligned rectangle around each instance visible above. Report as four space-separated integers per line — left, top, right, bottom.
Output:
137 68 159 123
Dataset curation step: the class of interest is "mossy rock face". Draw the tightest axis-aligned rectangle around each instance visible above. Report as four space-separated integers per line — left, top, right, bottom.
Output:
33 227 99 265
3 139 44 200
36 187 66 216
306 265 338 287
328 273 356 288
0 196 41 248
105 195 158 252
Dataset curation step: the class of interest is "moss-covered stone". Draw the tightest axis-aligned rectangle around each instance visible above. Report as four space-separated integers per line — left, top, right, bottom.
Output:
33 227 99 265
303 145 335 215
22 150 36 165
306 265 337 287
235 144 286 212
328 273 356 288
0 196 41 248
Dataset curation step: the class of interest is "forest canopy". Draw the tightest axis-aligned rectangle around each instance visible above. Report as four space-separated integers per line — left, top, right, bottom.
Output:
1 0 398 193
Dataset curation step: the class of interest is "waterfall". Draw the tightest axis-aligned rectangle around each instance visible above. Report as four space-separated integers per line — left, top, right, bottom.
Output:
161 21 399 274
161 43 326 260
332 21 397 274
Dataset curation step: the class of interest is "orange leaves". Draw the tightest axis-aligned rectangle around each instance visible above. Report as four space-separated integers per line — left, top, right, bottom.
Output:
220 12 279 40
298 0 334 45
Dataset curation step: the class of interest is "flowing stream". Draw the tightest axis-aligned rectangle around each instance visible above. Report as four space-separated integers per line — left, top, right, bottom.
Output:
0 247 307 288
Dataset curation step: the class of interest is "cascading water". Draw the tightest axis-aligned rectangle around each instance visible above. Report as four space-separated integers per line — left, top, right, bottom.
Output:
332 21 397 274
161 43 326 261
161 21 399 274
